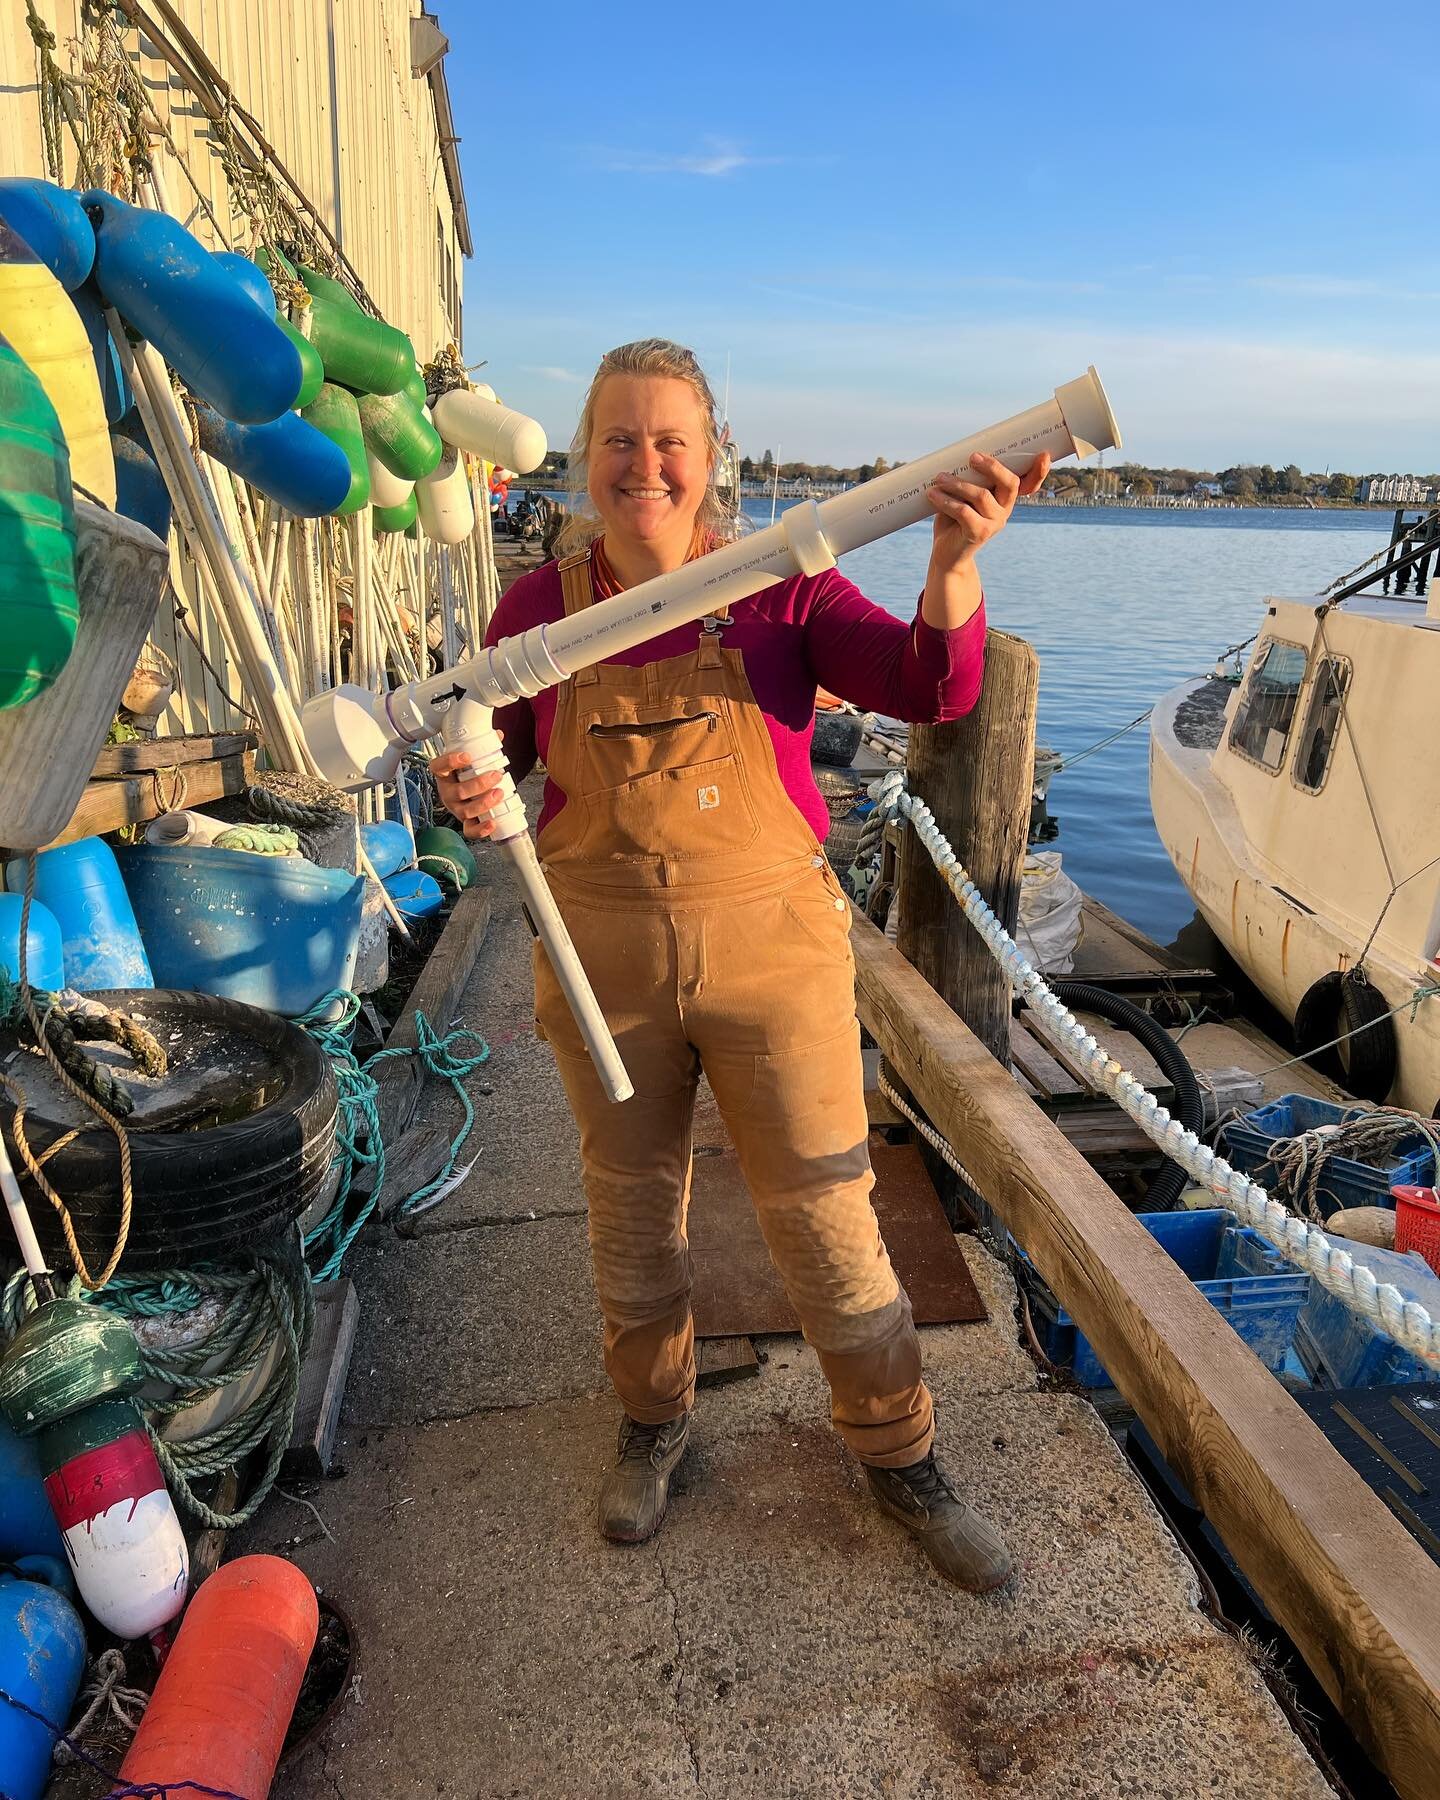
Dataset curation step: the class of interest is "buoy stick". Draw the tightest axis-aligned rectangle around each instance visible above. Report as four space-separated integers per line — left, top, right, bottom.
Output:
0 1126 54 1301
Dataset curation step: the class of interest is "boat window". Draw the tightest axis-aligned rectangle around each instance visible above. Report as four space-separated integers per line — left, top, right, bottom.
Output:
1228 640 1308 772
1293 656 1351 793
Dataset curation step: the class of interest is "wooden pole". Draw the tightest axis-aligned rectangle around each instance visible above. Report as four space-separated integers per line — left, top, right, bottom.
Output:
896 629 1037 1068
850 911 1440 1800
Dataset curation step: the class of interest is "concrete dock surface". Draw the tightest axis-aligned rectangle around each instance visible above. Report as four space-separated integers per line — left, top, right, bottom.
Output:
234 885 1332 1799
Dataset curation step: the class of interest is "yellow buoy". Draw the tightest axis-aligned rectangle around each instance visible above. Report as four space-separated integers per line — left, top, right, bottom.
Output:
0 220 115 509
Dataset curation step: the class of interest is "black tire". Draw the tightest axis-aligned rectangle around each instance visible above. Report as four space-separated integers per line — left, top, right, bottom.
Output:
1 990 338 1272
1048 980 1207 1212
811 712 864 767
1293 968 1396 1102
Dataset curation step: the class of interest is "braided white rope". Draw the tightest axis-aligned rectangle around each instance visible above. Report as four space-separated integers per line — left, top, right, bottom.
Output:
870 770 1440 1370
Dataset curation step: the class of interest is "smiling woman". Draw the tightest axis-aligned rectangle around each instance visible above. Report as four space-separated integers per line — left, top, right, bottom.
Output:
430 335 1046 1590
555 338 741 565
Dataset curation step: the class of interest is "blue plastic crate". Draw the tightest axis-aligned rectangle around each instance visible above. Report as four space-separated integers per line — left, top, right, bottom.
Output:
1025 1209 1310 1388
1222 1094 1436 1218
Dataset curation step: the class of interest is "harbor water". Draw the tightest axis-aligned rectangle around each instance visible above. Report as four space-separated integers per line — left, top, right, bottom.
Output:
520 495 1391 945
820 504 1391 945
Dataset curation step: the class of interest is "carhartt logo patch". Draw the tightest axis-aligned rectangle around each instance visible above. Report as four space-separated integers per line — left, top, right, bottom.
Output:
697 784 721 811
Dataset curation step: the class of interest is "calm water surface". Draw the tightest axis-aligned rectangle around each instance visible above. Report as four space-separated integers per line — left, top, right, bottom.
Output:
749 501 1391 945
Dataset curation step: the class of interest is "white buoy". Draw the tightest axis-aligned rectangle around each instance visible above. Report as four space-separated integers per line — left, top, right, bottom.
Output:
430 388 546 475
366 453 414 511
45 1414 189 1640
415 443 475 545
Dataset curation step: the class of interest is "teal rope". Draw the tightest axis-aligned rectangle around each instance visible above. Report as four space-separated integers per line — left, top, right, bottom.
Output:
295 989 490 1281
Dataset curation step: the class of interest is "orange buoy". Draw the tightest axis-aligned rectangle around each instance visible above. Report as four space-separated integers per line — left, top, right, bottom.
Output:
113 1555 318 1799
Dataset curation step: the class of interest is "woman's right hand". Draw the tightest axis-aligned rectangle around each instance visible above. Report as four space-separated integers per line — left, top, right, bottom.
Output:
430 750 508 841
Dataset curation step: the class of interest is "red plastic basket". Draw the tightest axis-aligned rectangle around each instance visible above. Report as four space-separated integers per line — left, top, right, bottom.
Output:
1393 1186 1440 1275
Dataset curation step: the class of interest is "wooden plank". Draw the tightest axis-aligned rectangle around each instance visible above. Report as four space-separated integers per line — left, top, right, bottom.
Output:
188 1466 240 1586
283 1278 359 1479
34 750 257 849
371 886 493 1142
1008 1017 1086 1100
897 630 1038 1066
91 730 259 776
850 910 1440 1798
1052 1108 1156 1157
696 1337 760 1387
1079 893 1189 972
383 1123 458 1228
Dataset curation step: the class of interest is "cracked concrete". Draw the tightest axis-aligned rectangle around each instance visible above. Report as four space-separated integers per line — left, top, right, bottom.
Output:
226 890 1330 1799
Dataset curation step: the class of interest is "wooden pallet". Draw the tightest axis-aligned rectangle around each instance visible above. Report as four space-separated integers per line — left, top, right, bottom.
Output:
91 730 259 777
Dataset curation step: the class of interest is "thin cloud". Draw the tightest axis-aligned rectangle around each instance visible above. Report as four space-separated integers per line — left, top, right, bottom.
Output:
523 364 586 382
597 138 776 178
1247 273 1440 302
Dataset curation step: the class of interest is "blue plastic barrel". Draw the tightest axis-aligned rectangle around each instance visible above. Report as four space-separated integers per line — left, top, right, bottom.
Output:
211 250 277 318
82 190 303 424
70 278 132 422
0 178 95 290
4 839 154 990
0 1565 87 1800
193 402 352 518
111 411 173 539
384 867 444 919
360 817 415 879
120 844 365 1015
0 1417 65 1561
0 891 64 990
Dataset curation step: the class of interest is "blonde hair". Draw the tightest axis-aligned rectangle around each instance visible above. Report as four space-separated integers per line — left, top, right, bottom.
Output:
555 338 740 558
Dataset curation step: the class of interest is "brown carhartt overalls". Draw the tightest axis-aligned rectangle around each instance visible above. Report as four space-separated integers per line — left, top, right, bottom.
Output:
532 549 934 1468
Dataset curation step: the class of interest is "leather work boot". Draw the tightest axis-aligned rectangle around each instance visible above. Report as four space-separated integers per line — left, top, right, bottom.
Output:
597 1411 692 1544
865 1450 1013 1593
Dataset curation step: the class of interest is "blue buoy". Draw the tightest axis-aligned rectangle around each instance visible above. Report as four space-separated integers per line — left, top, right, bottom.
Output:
111 412 174 539
383 867 445 919
4 838 154 991
212 250 277 319
0 1564 87 1800
0 178 95 290
82 190 303 424
0 1417 65 1562
360 818 415 879
69 279 133 422
193 402 353 517
0 891 65 991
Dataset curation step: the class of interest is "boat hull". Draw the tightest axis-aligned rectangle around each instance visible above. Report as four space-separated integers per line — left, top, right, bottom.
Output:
1150 674 1440 1114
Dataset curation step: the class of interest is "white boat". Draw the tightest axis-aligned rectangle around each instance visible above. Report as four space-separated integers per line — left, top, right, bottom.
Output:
1149 544 1440 1113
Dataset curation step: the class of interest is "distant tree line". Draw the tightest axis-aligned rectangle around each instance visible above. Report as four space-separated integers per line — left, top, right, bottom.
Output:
525 446 1435 505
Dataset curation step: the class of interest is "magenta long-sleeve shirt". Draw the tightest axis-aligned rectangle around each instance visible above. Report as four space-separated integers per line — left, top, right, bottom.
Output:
486 553 987 843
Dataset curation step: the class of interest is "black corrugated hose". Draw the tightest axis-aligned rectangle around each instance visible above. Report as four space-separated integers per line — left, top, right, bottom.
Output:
1047 980 1206 1212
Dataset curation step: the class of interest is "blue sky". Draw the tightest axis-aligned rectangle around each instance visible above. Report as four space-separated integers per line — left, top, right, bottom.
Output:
445 4 1439 474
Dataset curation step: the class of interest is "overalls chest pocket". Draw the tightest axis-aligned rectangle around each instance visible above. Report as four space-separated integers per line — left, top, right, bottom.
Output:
576 696 761 862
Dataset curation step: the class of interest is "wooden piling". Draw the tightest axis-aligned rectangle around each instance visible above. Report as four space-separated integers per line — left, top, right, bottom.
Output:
895 629 1039 1067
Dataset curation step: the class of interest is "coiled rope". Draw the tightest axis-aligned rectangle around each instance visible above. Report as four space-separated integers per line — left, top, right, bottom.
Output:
297 989 490 1281
1 1232 312 1530
869 769 1440 1370
1263 1109 1440 1225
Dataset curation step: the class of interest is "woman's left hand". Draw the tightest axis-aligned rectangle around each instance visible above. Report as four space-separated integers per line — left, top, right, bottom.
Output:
926 450 1051 569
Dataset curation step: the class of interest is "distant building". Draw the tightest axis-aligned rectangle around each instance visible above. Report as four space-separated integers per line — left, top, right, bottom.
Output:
1192 481 1224 498
1359 474 1436 504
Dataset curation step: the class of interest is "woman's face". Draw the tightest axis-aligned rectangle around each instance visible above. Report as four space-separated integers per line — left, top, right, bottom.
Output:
587 374 710 558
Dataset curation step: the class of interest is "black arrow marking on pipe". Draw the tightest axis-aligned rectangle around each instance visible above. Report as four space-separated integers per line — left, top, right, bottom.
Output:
437 684 467 703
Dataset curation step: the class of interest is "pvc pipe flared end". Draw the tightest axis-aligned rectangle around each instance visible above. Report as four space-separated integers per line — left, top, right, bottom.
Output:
1054 365 1121 459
